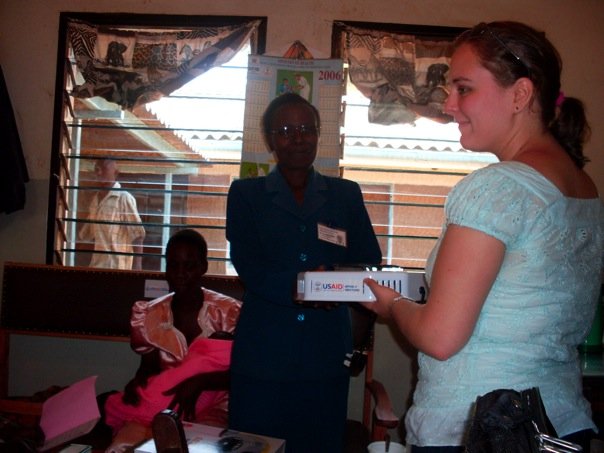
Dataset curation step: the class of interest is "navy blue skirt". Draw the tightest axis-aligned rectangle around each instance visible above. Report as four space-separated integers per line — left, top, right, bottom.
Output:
228 372 349 453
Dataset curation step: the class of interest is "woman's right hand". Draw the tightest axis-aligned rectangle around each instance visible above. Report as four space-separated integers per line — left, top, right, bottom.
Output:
122 349 161 405
361 278 405 319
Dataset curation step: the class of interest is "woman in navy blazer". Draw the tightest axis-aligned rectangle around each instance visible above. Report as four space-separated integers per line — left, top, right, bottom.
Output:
226 93 382 452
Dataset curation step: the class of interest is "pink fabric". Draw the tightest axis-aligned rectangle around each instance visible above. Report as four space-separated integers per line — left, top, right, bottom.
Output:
130 289 241 369
556 91 565 107
104 337 232 432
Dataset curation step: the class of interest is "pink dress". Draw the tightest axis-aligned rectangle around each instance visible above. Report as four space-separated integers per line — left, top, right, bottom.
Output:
104 288 241 431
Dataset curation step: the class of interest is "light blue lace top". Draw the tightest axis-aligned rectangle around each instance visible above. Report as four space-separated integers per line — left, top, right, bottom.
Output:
405 161 604 447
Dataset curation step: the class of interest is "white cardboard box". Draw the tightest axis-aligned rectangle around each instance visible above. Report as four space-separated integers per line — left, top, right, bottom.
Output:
134 423 286 453
296 270 426 302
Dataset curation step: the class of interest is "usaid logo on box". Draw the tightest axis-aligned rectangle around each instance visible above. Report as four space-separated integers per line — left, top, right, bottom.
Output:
298 270 426 302
314 281 344 291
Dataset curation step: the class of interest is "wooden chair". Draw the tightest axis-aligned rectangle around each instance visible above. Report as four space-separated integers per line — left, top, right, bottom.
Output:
344 304 399 452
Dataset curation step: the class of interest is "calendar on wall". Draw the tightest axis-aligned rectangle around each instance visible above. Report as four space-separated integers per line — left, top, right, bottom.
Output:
240 55 345 178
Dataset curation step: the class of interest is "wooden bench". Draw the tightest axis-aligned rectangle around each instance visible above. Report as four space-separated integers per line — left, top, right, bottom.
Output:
0 261 244 399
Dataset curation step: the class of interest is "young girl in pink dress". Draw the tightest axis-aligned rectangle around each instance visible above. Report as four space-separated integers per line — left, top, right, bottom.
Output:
104 229 241 453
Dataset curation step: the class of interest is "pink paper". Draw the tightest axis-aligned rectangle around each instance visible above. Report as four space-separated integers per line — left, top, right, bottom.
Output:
39 375 100 451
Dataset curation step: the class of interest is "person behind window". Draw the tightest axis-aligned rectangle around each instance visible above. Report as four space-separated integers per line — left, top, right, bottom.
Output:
79 158 145 270
362 21 603 452
103 229 241 453
226 93 382 453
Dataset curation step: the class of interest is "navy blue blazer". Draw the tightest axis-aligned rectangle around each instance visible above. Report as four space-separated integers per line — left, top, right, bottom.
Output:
226 167 382 380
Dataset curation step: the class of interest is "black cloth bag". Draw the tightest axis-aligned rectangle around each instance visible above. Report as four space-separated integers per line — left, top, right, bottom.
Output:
465 387 559 453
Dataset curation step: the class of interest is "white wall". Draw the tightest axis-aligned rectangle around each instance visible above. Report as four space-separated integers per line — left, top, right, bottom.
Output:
1 0 603 442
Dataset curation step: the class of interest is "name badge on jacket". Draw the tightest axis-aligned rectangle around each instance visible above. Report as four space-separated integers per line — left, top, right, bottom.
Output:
317 223 347 247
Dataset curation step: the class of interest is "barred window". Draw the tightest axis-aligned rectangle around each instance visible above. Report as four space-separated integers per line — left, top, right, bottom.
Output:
333 21 497 270
48 15 497 275
48 13 266 274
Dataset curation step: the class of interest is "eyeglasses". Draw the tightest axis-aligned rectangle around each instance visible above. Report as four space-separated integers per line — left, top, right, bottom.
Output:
479 25 531 77
269 124 319 139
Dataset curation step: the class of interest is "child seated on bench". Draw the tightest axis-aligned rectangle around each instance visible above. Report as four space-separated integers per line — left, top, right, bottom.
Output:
103 229 241 453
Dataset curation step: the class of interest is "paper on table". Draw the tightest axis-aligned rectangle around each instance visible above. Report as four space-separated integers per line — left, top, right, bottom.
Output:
39 375 100 451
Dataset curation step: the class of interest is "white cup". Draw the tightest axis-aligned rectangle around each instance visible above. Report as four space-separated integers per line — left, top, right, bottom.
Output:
367 441 406 453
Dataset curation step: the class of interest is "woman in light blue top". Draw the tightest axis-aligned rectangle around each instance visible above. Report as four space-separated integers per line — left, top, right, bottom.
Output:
363 21 603 452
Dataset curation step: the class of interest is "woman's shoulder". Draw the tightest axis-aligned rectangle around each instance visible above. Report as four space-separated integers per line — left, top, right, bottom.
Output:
457 161 559 199
317 172 361 192
228 176 269 200
446 163 547 243
464 161 533 179
230 175 266 189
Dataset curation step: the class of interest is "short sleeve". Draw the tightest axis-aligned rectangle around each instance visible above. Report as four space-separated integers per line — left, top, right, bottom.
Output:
445 164 544 247
130 295 187 363
120 193 145 241
200 288 242 335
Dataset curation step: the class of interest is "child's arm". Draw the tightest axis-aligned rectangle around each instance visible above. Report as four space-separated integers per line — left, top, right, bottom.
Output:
121 348 162 406
163 370 231 420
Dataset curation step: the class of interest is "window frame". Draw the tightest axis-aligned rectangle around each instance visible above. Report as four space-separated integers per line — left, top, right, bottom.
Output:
46 12 267 267
331 21 497 270
47 16 493 273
